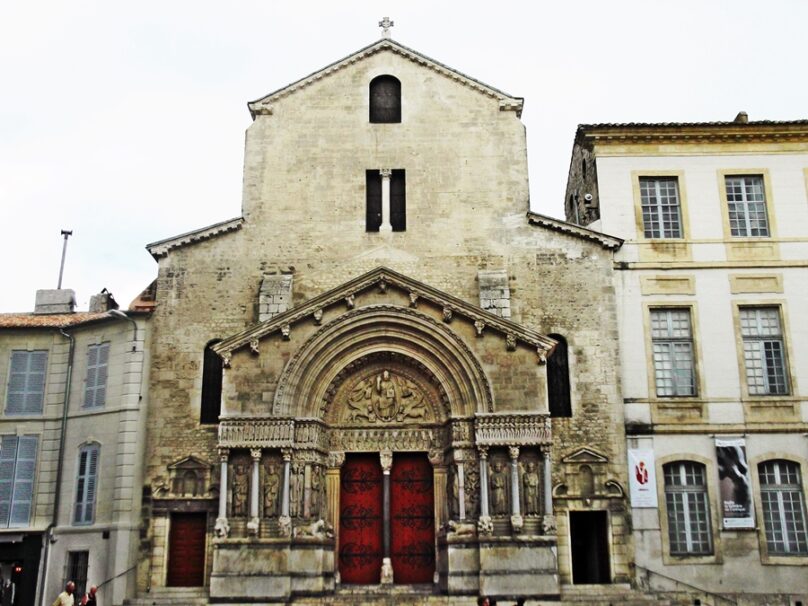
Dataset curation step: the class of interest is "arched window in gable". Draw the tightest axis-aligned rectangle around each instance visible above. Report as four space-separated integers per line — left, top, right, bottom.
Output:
548 334 572 418
200 340 223 425
369 75 401 123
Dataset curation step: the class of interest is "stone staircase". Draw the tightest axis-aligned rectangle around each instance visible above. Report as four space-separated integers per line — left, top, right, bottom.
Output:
123 584 685 606
123 587 209 606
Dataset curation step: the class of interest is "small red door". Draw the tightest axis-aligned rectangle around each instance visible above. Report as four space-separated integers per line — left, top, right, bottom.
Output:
167 513 207 587
339 454 383 584
391 452 435 583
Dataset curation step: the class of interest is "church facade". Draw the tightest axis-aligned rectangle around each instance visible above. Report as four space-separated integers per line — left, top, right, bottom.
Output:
137 34 632 603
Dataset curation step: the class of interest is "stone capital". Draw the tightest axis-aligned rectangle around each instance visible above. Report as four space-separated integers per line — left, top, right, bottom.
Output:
328 451 346 469
281 448 293 462
250 448 262 461
379 168 393 178
428 448 444 467
508 446 520 461
477 445 489 459
452 449 465 464
218 448 230 463
380 449 393 473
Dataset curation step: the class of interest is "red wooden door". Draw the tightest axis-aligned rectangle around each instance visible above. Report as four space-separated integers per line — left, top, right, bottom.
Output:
339 454 383 583
167 513 207 587
391 452 435 583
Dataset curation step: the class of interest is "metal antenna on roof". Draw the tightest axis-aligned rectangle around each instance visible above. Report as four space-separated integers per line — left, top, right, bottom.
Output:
57 229 73 289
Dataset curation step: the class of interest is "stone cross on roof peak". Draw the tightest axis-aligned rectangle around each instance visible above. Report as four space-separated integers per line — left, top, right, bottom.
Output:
378 17 394 39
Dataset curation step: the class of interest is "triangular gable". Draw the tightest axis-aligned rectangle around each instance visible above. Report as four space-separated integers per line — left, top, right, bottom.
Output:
213 266 556 362
247 38 524 119
561 447 609 464
168 455 211 471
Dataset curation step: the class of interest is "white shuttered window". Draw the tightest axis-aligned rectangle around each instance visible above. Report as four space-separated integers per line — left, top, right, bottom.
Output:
0 435 39 527
74 444 99 525
6 350 48 415
84 342 109 408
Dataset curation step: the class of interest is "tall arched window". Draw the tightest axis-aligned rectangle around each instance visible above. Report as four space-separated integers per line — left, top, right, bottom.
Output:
200 340 223 425
369 75 401 123
548 334 571 417
759 460 808 555
663 461 713 555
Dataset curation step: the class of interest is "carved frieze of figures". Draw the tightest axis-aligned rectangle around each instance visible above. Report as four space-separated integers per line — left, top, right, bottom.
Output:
230 458 250 518
474 413 551 447
343 369 429 424
262 455 281 518
330 427 444 452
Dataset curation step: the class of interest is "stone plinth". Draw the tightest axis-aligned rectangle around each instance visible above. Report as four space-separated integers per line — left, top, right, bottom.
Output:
210 539 291 601
478 537 558 600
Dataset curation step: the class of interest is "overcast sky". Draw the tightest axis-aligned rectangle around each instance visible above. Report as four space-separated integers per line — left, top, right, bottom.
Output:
1 0 806 312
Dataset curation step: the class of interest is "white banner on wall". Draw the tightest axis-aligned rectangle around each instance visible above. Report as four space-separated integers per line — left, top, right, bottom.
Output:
628 449 658 508
715 438 755 529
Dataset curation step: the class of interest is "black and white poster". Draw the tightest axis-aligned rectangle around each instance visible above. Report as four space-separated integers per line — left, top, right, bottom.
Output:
715 438 754 529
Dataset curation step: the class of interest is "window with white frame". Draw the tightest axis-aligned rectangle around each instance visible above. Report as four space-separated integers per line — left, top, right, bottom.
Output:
74 444 99 525
84 342 109 409
664 461 713 555
651 309 696 396
739 307 789 395
5 350 48 415
759 460 808 556
0 435 38 527
725 175 770 237
639 177 683 238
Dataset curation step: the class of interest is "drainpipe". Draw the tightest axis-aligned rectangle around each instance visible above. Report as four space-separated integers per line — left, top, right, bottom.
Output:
39 328 75 606
108 310 138 353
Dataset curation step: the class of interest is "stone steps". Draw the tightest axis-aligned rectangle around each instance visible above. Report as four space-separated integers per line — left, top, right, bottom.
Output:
123 587 209 606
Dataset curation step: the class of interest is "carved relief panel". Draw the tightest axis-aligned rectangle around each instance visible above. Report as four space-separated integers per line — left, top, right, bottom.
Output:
487 449 511 516
518 449 542 516
229 452 251 518
324 355 445 427
262 452 282 518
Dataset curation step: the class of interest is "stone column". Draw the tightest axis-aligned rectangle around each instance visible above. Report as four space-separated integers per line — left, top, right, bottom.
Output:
247 448 261 535
215 448 230 537
380 168 393 233
326 451 345 571
509 446 523 532
477 446 492 535
380 449 394 584
429 449 447 531
279 448 292 537
541 445 556 535
453 450 466 521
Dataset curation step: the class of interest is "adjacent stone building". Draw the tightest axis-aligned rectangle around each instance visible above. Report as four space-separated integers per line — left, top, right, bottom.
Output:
0 289 150 606
565 116 808 605
136 33 634 604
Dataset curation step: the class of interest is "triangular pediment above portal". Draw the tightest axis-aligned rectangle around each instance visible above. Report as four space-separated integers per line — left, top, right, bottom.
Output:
561 447 609 464
212 266 556 365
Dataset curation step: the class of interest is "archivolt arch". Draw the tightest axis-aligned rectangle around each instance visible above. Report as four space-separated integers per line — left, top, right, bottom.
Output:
272 305 493 418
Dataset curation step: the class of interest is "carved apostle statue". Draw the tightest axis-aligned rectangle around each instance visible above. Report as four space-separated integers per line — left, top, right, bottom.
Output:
522 461 540 515
263 462 280 517
232 463 249 517
489 460 509 515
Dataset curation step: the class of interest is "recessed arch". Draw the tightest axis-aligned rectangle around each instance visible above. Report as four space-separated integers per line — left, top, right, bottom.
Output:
369 75 401 123
272 305 493 418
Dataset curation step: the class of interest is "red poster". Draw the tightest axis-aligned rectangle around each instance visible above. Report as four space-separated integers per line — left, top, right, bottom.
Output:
391 452 435 583
339 454 383 583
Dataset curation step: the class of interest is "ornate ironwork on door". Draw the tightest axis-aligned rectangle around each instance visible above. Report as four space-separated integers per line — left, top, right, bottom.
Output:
391 452 435 583
339 454 383 583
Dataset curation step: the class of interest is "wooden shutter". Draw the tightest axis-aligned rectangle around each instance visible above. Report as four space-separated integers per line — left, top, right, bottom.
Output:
74 445 99 524
9 436 37 527
366 171 382 232
84 343 109 408
7 350 47 414
390 169 406 231
0 436 17 527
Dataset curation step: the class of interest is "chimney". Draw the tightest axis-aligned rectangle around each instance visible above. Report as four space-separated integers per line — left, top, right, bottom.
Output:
734 111 749 124
34 289 76 315
89 289 119 313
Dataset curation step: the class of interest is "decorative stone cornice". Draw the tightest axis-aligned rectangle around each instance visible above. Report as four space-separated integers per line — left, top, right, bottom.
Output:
474 413 551 446
146 217 244 259
526 212 623 250
576 120 808 146
247 39 523 119
213 266 557 363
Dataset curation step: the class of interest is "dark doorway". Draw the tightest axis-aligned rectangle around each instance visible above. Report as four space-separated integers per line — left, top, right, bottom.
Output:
569 511 610 584
167 513 207 587
0 534 41 606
